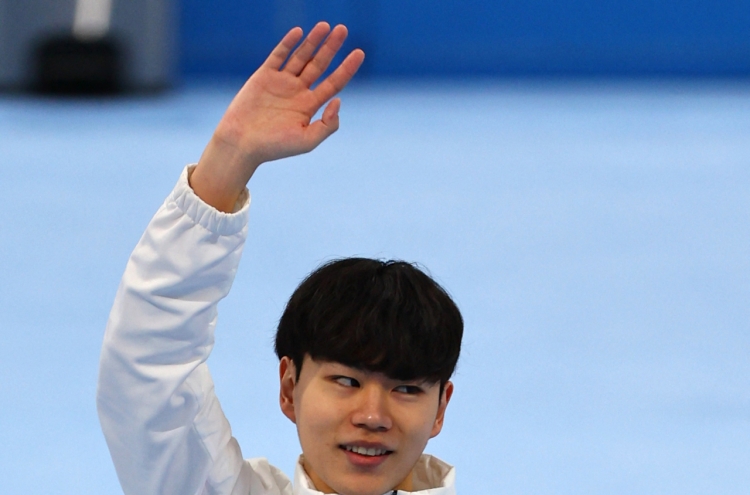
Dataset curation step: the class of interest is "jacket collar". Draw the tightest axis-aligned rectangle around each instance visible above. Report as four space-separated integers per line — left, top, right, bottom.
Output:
292 454 455 495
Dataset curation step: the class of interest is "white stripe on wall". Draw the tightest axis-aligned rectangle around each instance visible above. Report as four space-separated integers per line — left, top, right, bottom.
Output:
73 0 113 39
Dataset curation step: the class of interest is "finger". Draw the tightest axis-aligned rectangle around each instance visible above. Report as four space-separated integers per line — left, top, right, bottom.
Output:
312 49 365 103
283 21 331 76
299 24 348 86
262 27 304 70
303 99 341 151
322 97 341 127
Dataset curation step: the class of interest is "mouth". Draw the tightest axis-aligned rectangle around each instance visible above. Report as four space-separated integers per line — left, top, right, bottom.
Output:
341 445 393 457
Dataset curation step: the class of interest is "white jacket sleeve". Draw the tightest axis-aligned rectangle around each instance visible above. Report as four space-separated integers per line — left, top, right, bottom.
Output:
96 165 257 495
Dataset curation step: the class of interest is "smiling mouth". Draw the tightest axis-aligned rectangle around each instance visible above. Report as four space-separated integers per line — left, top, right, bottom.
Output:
342 445 393 457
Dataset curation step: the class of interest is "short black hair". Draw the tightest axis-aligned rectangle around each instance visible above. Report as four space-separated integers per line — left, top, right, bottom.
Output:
275 258 463 387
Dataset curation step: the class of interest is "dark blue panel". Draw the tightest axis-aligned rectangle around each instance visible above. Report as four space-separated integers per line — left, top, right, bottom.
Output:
179 0 750 77
179 0 276 76
372 0 750 75
179 0 365 76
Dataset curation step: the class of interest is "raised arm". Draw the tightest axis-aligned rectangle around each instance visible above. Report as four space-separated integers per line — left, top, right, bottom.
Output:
191 22 364 212
97 25 364 495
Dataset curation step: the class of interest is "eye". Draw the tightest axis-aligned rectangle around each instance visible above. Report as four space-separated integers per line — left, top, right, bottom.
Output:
393 384 424 395
333 376 360 388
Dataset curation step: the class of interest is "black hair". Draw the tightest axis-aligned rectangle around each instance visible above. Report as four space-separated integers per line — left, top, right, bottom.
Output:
275 258 463 388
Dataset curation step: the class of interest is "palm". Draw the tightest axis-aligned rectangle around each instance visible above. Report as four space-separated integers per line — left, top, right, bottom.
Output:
216 24 365 163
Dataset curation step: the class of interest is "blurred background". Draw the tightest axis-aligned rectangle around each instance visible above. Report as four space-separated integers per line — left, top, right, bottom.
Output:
1 1 749 494
180 0 750 78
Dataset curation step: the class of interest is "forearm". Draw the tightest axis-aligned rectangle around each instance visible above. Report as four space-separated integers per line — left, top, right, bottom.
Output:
97 166 249 494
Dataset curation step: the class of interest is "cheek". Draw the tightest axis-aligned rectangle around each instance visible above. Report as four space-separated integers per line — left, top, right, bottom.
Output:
295 388 344 448
399 402 441 446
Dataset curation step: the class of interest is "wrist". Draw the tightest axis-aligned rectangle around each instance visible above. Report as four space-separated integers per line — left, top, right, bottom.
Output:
191 135 262 213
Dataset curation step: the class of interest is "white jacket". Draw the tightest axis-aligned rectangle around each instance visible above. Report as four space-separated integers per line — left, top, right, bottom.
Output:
96 166 457 495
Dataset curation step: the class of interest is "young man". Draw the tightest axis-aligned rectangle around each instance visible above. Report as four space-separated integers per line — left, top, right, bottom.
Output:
96 23 463 495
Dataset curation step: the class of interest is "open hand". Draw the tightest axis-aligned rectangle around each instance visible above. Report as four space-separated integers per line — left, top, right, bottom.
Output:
192 23 365 212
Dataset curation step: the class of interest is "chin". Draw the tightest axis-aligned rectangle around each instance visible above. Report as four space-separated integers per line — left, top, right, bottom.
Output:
330 477 396 495
335 486 391 495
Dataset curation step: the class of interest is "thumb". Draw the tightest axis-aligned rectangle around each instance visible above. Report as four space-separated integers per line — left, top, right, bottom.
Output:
321 97 341 129
304 98 341 151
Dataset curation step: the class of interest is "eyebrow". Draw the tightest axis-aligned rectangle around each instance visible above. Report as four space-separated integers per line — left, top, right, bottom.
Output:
330 366 434 386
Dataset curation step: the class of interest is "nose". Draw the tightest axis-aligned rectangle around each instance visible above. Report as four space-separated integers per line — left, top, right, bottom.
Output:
351 385 392 431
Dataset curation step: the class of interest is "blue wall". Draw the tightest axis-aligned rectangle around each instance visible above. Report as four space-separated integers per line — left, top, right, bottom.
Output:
180 0 750 78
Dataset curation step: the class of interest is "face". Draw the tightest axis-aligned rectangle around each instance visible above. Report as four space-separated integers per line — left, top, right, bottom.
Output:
279 356 453 495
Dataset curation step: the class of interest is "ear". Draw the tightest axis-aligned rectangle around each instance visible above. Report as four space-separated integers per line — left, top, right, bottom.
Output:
279 356 297 424
429 381 454 438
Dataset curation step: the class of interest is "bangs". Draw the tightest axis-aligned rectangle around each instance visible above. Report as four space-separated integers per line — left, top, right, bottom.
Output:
275 258 463 384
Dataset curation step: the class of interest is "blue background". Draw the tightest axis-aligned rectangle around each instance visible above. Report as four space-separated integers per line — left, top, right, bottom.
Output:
180 0 750 77
1 1 750 494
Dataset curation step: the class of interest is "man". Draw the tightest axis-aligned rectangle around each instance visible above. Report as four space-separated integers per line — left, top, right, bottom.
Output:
97 22 463 495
